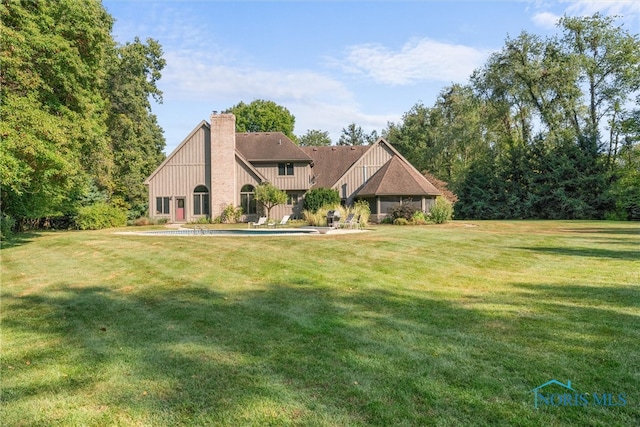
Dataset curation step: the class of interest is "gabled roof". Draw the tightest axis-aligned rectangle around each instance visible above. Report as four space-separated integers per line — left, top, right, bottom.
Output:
145 120 209 184
356 156 441 197
236 132 312 162
300 145 369 188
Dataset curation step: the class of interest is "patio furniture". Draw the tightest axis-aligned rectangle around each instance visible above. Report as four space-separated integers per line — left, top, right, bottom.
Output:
269 215 290 228
339 213 355 229
249 216 267 228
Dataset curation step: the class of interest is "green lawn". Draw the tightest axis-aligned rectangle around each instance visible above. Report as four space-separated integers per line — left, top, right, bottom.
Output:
1 221 638 426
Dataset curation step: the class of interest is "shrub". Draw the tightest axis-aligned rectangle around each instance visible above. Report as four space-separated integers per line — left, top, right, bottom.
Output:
351 199 371 227
221 204 243 223
393 218 409 225
303 188 340 213
133 217 151 226
192 216 212 224
429 198 454 224
75 202 127 230
389 201 421 221
1 213 16 239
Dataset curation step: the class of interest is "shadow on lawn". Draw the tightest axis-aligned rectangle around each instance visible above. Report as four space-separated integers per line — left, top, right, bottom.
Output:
513 245 640 260
3 280 640 425
0 232 41 250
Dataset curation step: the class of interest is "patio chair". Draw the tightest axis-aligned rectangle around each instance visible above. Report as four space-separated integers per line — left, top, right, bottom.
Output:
339 213 355 229
249 216 267 228
270 214 290 228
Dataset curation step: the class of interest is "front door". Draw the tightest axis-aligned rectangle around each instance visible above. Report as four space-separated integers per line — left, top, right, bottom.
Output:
176 197 185 221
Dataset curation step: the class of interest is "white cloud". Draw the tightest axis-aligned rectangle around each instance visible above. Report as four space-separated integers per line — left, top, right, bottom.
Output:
532 12 561 29
330 38 492 86
162 51 354 106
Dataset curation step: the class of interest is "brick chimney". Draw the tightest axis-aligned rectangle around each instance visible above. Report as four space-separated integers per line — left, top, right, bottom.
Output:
210 112 236 218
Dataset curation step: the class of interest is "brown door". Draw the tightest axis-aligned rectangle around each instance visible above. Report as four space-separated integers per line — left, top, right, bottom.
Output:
176 197 185 221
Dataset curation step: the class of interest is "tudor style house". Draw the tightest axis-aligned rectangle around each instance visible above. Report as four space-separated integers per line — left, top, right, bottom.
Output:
145 112 440 223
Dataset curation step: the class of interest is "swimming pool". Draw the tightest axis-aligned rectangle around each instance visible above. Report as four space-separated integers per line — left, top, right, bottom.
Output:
128 228 321 236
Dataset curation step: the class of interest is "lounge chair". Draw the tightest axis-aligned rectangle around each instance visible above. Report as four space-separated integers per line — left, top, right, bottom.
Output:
269 215 290 228
339 213 355 229
249 216 267 228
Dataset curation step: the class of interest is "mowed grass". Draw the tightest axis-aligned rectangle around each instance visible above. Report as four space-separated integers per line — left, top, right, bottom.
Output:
1 221 638 426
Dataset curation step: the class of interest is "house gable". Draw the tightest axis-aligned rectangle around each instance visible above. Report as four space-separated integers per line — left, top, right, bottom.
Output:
145 120 209 185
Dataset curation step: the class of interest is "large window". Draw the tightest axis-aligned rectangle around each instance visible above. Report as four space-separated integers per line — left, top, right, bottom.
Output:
278 162 294 176
240 184 257 214
156 197 170 214
193 185 209 216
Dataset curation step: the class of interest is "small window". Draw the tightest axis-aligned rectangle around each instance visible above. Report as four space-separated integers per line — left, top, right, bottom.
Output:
156 197 170 215
278 163 294 176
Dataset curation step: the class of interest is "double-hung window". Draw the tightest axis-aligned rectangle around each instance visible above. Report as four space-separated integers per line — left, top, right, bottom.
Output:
278 162 294 176
156 197 170 214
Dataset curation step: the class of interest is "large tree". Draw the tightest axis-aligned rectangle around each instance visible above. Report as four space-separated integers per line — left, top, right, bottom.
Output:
225 99 296 142
0 0 114 219
1 0 167 226
106 37 166 212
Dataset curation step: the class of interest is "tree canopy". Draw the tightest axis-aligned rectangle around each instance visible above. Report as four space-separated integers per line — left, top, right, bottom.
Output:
298 129 332 146
225 99 297 142
0 0 166 228
385 13 639 220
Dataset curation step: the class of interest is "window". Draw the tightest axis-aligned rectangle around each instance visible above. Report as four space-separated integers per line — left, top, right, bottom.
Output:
278 162 294 176
286 192 299 206
193 185 209 216
240 184 256 214
156 197 170 214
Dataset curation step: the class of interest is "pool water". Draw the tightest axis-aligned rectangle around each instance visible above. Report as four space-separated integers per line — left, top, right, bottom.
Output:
137 228 320 236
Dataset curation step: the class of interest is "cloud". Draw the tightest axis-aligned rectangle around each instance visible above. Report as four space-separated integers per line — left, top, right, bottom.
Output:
330 38 492 85
532 12 561 29
162 51 354 106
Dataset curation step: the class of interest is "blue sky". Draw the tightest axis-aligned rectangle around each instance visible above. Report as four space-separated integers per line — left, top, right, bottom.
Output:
102 0 639 153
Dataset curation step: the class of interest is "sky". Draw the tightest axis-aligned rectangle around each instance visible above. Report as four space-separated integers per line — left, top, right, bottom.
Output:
102 0 640 154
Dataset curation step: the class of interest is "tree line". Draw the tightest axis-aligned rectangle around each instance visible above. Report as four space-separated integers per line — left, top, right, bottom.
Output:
384 14 639 220
229 16 639 221
1 0 166 232
2 3 638 234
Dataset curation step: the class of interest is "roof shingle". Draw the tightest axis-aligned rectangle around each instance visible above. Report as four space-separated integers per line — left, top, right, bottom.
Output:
235 132 312 162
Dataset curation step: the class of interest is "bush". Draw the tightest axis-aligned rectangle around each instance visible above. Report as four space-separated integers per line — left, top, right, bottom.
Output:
393 218 409 225
303 188 340 213
133 217 151 226
75 202 127 230
351 199 371 227
429 198 454 224
1 213 16 239
389 201 421 221
221 204 243 223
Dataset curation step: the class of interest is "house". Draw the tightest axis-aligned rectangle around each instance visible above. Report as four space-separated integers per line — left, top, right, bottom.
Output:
145 112 441 223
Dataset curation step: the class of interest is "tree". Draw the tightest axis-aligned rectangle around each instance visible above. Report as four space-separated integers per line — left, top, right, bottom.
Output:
106 37 166 213
303 187 340 213
299 129 332 146
559 13 640 166
225 100 296 142
338 123 377 146
0 0 114 220
254 182 287 220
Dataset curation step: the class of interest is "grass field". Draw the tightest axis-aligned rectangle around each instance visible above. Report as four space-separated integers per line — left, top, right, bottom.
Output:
1 221 639 426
